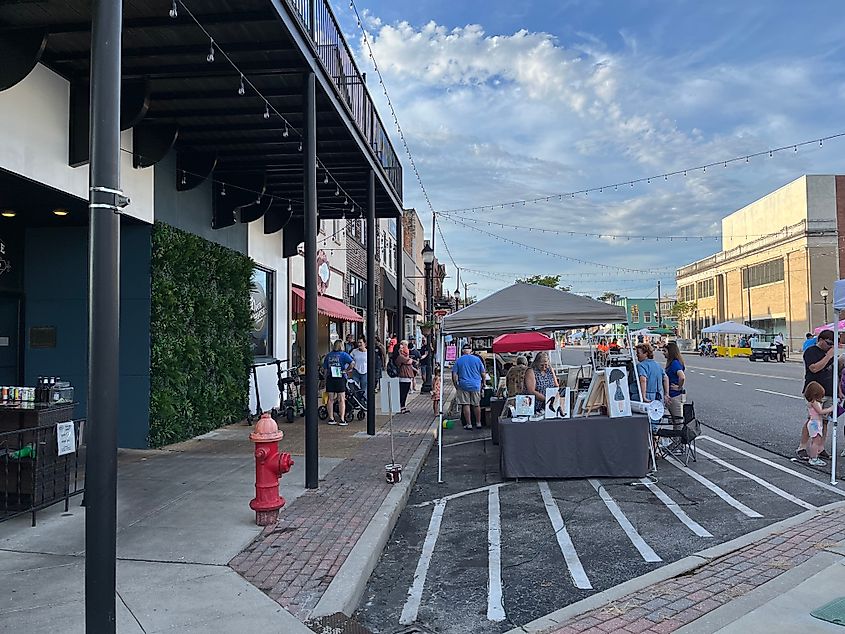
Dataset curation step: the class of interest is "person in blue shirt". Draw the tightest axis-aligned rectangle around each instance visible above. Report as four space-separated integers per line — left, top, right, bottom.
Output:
452 344 485 430
323 340 354 425
803 333 818 352
635 343 669 403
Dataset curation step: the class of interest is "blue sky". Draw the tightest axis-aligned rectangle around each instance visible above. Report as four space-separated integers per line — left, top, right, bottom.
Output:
337 1 845 299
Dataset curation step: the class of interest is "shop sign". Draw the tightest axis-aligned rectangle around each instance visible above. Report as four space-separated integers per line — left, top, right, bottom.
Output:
316 249 330 295
0 239 10 278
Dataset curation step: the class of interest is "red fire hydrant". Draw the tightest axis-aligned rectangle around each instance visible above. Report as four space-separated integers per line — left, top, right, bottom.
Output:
249 412 294 526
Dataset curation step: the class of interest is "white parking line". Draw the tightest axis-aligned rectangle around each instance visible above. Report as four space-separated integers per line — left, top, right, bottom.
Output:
664 455 763 518
411 482 513 508
589 479 661 562
640 479 713 538
755 388 802 400
539 482 592 589
696 448 816 511
698 436 845 497
487 488 506 622
686 365 795 381
399 500 447 625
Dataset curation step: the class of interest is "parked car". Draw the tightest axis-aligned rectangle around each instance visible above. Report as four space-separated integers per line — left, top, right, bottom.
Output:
749 334 777 361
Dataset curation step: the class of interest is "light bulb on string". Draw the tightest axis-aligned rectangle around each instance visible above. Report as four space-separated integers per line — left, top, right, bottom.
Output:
794 145 798 152
220 183 226 197
206 41 215 63
323 173 329 185
263 102 270 119
335 186 340 196
820 139 824 147
287 202 292 212
181 171 186 186
282 124 289 138
769 150 773 157
298 141 303 152
169 0 178 18
238 75 245 96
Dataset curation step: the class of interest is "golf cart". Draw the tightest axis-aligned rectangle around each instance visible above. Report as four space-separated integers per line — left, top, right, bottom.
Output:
749 334 777 362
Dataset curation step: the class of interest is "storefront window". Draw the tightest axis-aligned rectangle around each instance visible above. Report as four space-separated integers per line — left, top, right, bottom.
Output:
250 268 273 358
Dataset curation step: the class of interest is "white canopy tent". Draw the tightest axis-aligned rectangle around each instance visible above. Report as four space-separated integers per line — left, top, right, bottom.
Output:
435 283 632 482
700 321 762 336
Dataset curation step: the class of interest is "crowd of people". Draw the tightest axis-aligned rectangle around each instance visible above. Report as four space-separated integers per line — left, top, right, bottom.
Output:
320 332 436 424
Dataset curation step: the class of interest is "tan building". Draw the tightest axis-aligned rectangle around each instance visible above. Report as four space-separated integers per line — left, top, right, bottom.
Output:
676 175 845 350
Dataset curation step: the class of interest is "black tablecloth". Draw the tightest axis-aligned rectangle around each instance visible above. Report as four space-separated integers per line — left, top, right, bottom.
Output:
499 415 650 479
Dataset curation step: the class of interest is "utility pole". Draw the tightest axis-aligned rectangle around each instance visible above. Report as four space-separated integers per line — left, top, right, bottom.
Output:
657 280 662 326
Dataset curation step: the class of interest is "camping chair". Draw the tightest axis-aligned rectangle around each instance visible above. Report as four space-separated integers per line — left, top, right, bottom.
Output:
652 401 699 465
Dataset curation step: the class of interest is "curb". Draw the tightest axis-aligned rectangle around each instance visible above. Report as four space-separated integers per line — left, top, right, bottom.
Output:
309 414 439 620
504 499 845 634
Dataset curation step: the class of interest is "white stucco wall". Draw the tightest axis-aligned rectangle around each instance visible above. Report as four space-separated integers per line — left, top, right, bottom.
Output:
0 63 154 222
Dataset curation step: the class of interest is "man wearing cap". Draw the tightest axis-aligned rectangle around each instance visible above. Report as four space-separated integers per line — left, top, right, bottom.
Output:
452 344 485 430
798 329 835 460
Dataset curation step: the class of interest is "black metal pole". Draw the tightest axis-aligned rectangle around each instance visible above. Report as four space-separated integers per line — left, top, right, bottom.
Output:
396 217 403 339
421 259 433 393
304 72 319 489
86 0 122 631
657 280 662 326
366 171 376 436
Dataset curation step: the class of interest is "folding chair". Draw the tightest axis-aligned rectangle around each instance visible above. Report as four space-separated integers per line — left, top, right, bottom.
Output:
653 401 699 465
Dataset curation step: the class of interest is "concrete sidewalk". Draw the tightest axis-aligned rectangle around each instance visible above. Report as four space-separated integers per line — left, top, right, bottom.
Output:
508 501 845 634
0 388 440 632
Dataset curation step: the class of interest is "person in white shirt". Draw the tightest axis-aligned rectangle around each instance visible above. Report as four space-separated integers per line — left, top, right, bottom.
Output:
350 337 369 395
774 332 786 362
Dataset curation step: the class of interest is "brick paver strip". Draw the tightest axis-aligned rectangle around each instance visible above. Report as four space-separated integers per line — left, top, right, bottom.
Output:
230 389 448 619
546 506 845 633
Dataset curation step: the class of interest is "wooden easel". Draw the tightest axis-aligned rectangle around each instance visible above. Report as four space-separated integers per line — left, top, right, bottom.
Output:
583 370 608 416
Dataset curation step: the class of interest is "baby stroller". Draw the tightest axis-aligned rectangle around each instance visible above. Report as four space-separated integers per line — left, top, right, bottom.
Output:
345 378 368 421
318 378 368 423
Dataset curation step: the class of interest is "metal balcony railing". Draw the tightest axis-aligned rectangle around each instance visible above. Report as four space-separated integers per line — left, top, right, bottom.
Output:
287 0 403 199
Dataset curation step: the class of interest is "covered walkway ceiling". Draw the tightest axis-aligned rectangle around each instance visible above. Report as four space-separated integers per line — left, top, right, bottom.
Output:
0 0 403 252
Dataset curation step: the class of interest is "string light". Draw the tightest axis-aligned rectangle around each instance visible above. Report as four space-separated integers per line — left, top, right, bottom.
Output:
169 0 178 18
180 171 186 186
323 173 329 185
283 123 289 138
206 40 214 63
298 141 303 152
287 202 292 212
263 102 270 119
237 74 245 96
220 183 226 197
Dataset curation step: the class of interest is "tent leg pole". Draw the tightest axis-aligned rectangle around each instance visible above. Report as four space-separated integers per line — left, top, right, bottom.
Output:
438 331 446 484
832 319 839 485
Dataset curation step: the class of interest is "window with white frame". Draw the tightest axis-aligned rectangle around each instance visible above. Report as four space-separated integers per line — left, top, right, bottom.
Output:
644 311 652 323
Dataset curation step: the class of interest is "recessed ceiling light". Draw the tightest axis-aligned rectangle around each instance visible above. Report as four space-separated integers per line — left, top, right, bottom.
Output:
0 210 15 218
52 208 69 217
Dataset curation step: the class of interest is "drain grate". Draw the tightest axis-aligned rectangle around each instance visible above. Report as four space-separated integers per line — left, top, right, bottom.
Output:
305 612 374 634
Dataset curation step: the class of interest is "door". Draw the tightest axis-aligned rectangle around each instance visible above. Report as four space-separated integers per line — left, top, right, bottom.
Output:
0 296 21 384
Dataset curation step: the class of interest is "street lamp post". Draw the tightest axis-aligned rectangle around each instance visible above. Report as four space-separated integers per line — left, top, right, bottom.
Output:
421 240 434 393
453 287 461 312
464 281 477 307
821 286 830 324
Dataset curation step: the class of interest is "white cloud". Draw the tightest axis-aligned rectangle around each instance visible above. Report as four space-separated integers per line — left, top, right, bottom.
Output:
350 12 845 299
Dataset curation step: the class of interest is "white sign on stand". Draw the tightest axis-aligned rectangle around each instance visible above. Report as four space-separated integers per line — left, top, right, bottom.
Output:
379 377 401 414
56 421 76 456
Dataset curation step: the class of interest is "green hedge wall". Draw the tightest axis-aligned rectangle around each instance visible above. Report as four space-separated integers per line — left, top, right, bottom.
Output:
149 222 253 447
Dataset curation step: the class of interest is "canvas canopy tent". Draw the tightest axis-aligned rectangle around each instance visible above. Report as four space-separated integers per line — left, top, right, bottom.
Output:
491 332 556 353
436 283 632 481
441 283 627 336
701 321 762 335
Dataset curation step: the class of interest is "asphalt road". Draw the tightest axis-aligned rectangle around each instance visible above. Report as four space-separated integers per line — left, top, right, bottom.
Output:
356 426 845 633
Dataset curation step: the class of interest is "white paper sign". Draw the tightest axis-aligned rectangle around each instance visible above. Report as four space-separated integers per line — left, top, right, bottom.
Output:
379 377 402 414
57 421 76 456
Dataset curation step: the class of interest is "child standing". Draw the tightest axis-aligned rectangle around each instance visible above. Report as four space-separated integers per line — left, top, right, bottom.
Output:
804 381 831 466
431 366 441 415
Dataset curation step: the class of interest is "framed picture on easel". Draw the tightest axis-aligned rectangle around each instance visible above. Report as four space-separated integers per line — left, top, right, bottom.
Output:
605 366 632 418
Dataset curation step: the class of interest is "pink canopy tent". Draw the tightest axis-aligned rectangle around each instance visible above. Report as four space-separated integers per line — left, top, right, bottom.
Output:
491 331 556 353
814 320 845 335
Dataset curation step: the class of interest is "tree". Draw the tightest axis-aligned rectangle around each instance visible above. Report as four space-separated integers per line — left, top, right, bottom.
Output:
671 301 697 336
597 291 621 304
516 274 570 291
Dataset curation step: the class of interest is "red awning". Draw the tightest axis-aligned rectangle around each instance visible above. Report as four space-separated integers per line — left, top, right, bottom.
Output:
291 287 363 323
491 332 556 353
